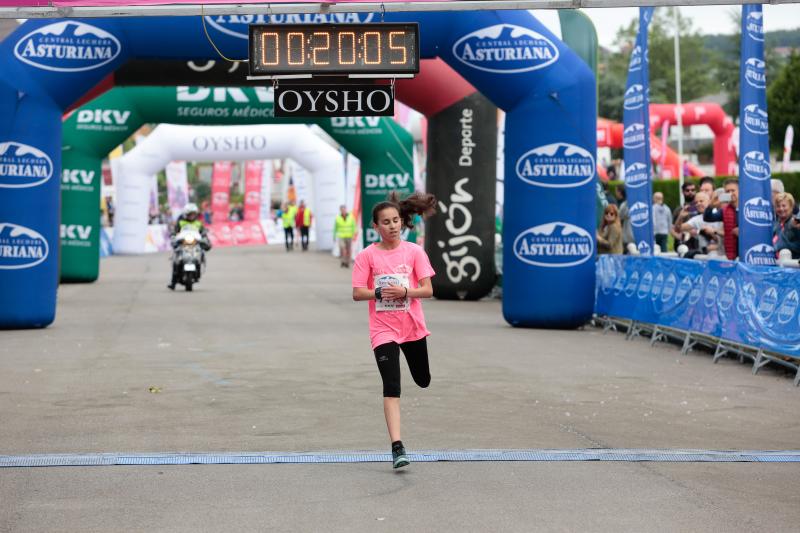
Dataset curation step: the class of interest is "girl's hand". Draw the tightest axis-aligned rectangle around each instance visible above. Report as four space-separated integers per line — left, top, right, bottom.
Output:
381 285 407 301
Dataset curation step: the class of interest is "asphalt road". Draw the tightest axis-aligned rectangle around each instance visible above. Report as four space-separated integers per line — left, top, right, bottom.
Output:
1 245 798 532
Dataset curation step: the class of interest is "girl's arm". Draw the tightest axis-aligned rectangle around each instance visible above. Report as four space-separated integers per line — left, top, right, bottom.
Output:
353 287 375 301
407 277 433 299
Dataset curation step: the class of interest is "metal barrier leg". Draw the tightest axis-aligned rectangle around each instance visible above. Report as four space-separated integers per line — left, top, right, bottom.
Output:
794 366 800 387
713 341 729 364
752 349 771 375
681 331 696 356
650 326 665 347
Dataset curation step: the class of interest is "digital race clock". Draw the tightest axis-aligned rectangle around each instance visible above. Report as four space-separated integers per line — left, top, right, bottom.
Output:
248 23 419 76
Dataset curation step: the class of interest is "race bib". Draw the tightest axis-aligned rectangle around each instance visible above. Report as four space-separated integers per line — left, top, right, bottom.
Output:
375 273 409 312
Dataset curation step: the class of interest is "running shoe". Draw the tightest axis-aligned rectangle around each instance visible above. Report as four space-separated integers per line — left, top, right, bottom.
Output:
392 445 410 469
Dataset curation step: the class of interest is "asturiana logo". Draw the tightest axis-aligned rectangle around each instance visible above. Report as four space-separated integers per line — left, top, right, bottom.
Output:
0 223 49 269
746 11 764 42
624 271 639 298
623 84 645 110
0 142 53 189
688 277 704 305
757 286 778 319
513 222 593 268
14 21 121 72
744 57 766 89
613 270 627 295
675 275 693 303
742 150 770 181
743 104 769 135
628 45 643 72
745 243 776 266
718 278 737 311
704 276 720 308
622 123 646 149
650 272 664 301
205 13 374 39
637 271 653 300
515 143 595 188
737 282 756 314
743 197 774 227
624 161 649 189
636 270 653 300
661 273 678 303
777 290 798 324
629 202 650 228
452 24 559 74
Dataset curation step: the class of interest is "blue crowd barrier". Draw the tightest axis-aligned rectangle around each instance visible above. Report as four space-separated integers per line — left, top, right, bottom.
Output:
595 255 800 359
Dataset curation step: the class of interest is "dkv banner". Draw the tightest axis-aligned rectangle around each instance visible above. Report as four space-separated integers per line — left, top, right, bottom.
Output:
739 5 776 265
622 7 655 255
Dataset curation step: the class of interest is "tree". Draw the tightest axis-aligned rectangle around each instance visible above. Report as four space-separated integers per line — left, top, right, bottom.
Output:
767 53 800 159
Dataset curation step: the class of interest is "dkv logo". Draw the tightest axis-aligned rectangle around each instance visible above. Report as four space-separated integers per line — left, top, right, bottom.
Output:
0 223 49 269
452 24 559 74
365 173 410 189
14 21 121 72
744 58 766 89
76 109 131 125
743 197 773 227
512 222 593 268
623 84 645 110
629 202 650 228
622 123 646 149
61 224 92 246
204 13 374 39
745 11 764 42
743 104 768 135
515 143 595 188
745 244 776 266
0 142 53 189
624 162 649 189
742 151 770 181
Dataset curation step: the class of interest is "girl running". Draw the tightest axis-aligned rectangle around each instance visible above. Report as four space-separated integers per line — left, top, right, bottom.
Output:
352 192 437 469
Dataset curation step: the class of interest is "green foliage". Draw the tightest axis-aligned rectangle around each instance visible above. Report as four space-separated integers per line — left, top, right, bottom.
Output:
605 172 800 214
193 181 210 204
767 53 800 159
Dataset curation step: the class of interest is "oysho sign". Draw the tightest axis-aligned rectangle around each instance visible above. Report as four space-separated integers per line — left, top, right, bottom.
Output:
452 24 559 74
513 222 593 268
0 142 53 189
275 85 393 118
192 135 267 152
14 21 121 72
205 13 374 40
515 143 595 188
0 223 49 269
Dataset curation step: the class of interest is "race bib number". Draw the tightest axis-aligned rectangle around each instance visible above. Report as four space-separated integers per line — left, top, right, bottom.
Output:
375 273 409 312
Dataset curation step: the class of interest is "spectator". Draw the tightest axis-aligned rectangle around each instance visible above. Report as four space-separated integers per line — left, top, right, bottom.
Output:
774 192 795 250
334 204 357 267
652 191 672 253
597 204 623 255
201 201 212 224
280 201 295 251
615 185 634 251
698 176 715 198
703 178 739 260
679 192 721 257
671 182 699 250
777 212 800 259
771 178 798 216
606 164 618 181
602 180 617 206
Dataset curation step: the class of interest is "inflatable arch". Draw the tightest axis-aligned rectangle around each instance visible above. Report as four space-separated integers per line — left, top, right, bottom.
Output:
61 85 413 281
0 10 596 329
114 123 343 253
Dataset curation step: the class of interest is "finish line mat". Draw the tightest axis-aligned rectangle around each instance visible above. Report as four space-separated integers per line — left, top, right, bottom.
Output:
2 449 800 467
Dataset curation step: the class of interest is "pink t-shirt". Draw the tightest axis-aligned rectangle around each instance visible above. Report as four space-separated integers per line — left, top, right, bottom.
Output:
352 241 435 349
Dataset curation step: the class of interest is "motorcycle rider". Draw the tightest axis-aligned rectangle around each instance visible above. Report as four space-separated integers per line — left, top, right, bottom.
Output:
168 203 211 290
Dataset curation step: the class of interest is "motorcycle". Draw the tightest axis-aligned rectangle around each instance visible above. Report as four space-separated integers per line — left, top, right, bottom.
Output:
170 228 209 291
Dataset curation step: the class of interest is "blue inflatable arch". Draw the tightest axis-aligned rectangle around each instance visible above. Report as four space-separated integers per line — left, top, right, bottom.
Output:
0 11 596 329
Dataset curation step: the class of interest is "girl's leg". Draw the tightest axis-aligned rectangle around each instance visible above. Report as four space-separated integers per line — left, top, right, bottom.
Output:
400 338 431 389
374 342 402 442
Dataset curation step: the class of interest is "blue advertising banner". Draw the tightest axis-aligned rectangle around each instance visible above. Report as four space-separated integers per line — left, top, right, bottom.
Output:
596 255 800 358
622 7 655 256
739 5 776 265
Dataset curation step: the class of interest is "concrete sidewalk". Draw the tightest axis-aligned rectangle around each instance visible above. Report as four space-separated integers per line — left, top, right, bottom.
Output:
1 245 798 532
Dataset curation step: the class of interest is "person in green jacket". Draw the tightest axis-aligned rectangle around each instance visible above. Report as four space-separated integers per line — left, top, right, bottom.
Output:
281 201 296 251
334 204 357 267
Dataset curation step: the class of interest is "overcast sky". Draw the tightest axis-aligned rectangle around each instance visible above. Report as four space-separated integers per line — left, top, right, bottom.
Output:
579 4 800 49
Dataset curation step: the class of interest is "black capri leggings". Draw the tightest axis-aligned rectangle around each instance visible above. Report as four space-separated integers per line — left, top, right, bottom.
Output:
373 338 431 398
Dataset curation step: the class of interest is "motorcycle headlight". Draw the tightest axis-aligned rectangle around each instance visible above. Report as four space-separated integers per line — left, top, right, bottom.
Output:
184 236 196 244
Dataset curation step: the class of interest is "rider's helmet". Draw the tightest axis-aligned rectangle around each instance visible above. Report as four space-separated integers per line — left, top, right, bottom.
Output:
183 203 199 221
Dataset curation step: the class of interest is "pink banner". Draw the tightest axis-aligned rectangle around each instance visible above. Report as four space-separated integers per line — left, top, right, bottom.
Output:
243 160 263 222
210 161 232 225
207 221 266 248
